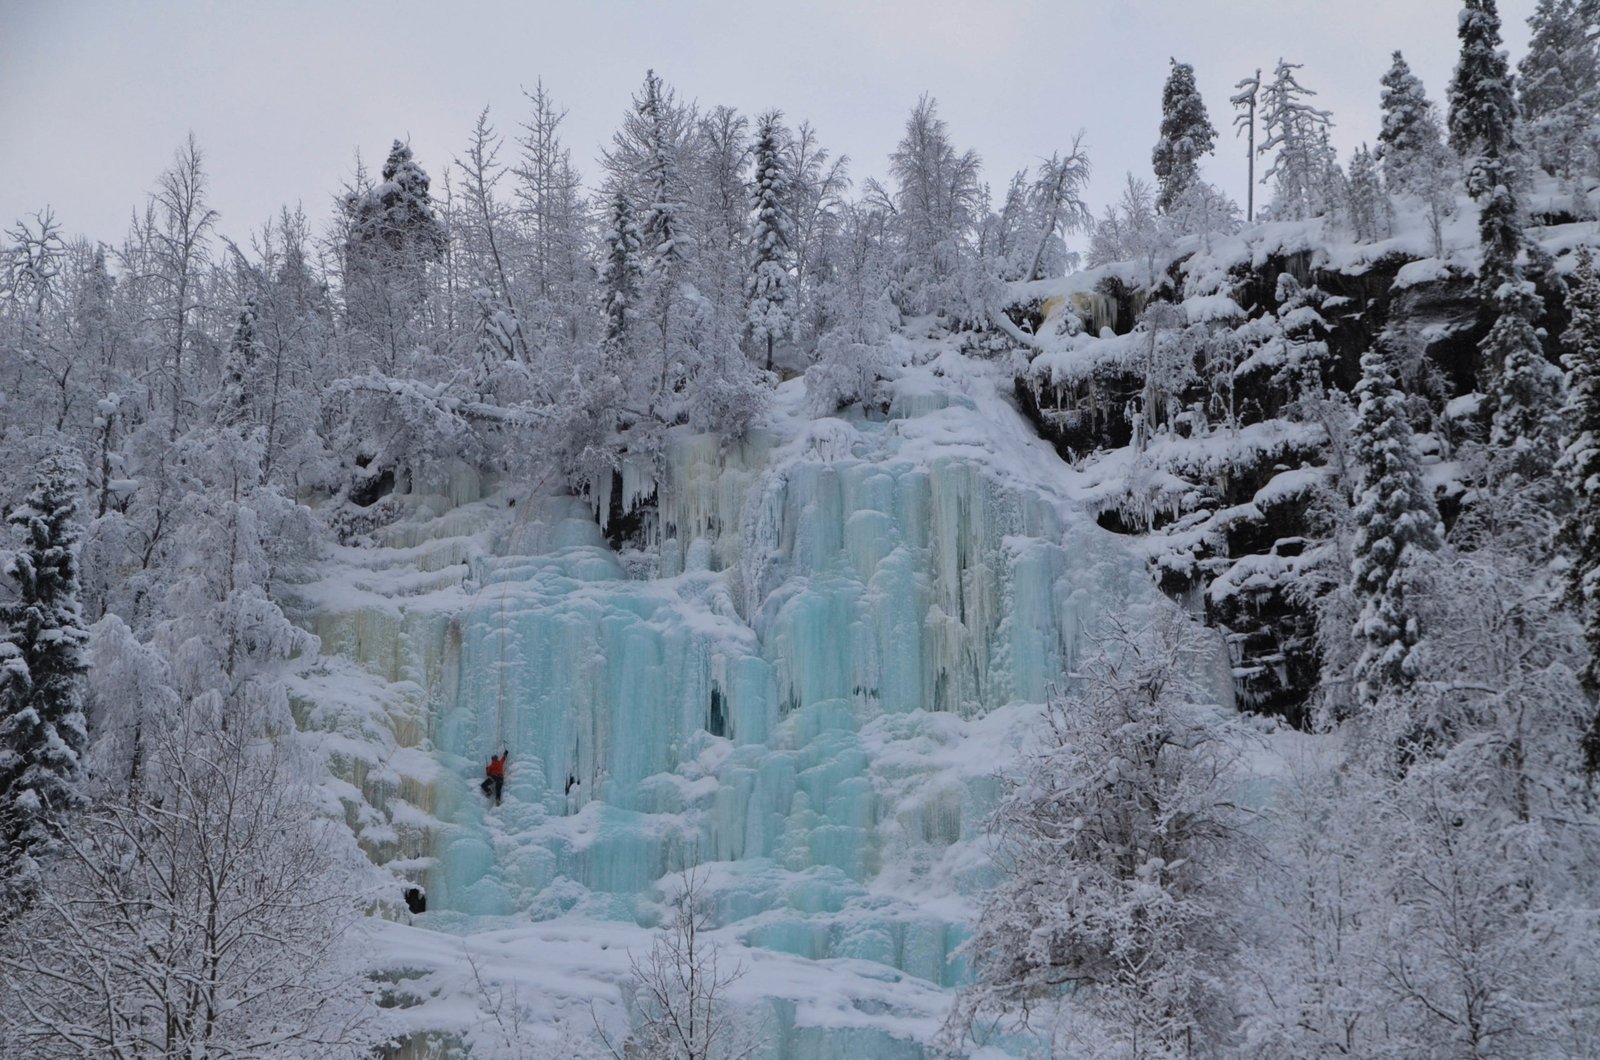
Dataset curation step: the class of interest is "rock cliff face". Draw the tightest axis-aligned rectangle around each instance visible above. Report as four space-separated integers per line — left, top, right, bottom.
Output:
1011 217 1579 726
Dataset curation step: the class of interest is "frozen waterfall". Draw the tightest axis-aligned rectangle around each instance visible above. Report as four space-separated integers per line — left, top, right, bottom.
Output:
292 362 1207 1058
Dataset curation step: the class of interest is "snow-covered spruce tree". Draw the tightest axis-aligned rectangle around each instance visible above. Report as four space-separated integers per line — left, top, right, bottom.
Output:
1346 143 1389 242
1558 248 1600 765
1377 51 1447 192
603 70 705 419
1518 0 1600 184
592 190 648 469
340 139 447 374
1451 0 1565 485
1449 0 1523 289
216 296 259 427
952 614 1246 1057
1350 343 1443 715
1485 279 1565 485
601 191 645 359
745 110 794 371
634 70 693 278
0 451 88 864
1258 59 1335 220
1376 51 1457 256
1152 58 1217 214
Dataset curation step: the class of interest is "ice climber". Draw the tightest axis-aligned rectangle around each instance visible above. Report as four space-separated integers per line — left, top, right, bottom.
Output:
482 750 508 805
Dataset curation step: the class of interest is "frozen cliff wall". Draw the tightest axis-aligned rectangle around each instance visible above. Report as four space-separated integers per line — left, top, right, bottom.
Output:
288 348 1228 1057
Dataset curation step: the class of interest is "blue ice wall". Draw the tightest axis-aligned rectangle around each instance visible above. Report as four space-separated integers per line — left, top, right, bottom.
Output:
425 392 1167 970
309 383 1185 1055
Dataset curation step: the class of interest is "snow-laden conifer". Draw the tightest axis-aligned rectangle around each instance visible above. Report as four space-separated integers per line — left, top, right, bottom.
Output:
0 451 88 862
217 297 259 427
1350 344 1443 710
1377 52 1451 196
745 110 794 371
1558 247 1600 765
1346 143 1389 242
1152 58 1217 214
1449 0 1565 482
1449 0 1523 287
600 191 644 363
1518 0 1600 183
634 71 692 275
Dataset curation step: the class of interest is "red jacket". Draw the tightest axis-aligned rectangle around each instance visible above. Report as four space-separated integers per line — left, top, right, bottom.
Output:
486 754 507 779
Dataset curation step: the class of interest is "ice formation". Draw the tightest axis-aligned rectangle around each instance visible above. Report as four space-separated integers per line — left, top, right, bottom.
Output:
291 353 1219 1057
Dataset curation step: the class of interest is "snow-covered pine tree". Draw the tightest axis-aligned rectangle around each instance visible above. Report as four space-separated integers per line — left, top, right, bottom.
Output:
1350 343 1443 714
1346 143 1389 242
1258 59 1336 220
1557 247 1600 765
1152 58 1218 214
1485 279 1565 484
0 451 89 862
745 110 794 372
1518 0 1600 184
344 139 448 272
469 284 519 393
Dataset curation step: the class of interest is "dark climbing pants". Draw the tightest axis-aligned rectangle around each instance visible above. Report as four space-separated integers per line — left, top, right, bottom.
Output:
481 775 503 804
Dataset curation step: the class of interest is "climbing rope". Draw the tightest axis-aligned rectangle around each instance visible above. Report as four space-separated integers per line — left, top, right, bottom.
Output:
495 574 509 751
489 472 557 762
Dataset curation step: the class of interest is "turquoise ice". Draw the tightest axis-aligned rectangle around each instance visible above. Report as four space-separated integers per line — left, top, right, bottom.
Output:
295 370 1191 1056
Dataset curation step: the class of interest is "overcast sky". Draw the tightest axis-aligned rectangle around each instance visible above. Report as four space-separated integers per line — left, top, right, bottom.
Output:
0 0 1538 247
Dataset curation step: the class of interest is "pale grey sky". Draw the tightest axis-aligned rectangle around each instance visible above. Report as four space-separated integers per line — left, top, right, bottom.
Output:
0 0 1537 246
